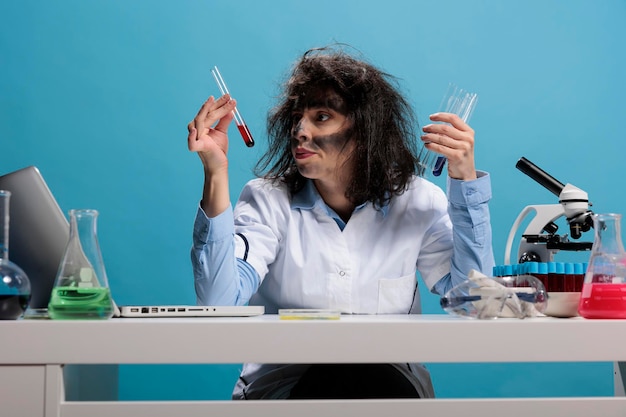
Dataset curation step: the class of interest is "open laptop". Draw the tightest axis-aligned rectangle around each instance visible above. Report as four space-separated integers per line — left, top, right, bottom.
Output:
0 166 264 319
118 304 264 318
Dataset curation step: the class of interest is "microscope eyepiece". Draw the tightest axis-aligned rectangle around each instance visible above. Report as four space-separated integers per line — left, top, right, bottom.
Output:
516 157 565 197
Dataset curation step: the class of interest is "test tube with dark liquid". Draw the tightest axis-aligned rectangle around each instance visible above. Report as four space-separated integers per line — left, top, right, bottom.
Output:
432 84 478 176
211 66 255 147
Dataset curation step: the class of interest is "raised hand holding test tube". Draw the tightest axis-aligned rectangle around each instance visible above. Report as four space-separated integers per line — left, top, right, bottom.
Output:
211 66 255 147
430 84 478 176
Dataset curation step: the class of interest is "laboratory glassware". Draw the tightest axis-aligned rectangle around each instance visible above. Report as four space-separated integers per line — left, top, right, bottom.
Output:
419 83 478 176
211 66 255 147
48 209 114 320
0 190 31 319
578 213 626 319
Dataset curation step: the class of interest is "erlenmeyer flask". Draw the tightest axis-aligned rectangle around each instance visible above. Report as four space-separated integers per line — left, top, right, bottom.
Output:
0 190 31 319
578 213 626 319
48 209 113 319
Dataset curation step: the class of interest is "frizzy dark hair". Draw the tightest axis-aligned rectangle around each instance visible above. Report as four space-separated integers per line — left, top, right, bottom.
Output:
254 45 422 208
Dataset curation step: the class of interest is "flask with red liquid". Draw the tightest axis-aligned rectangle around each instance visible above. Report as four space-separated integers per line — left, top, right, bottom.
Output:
578 213 626 319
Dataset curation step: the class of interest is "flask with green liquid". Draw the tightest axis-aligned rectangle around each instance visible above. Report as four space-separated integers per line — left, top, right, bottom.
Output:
48 209 113 320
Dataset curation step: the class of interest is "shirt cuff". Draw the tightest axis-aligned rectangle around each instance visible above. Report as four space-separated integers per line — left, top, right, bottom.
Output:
193 204 234 244
447 170 491 207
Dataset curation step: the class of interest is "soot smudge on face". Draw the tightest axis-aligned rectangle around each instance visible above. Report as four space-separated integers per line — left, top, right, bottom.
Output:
291 122 355 152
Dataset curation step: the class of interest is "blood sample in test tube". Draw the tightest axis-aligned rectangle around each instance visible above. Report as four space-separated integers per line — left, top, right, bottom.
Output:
211 66 255 147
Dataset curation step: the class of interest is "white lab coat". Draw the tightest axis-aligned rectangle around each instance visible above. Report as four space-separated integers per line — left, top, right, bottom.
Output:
234 176 453 315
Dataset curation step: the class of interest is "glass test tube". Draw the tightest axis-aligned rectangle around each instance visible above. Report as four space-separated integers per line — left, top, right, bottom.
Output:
432 84 478 176
211 66 255 147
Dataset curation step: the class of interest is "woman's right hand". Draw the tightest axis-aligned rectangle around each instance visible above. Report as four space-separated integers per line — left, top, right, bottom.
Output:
187 94 237 173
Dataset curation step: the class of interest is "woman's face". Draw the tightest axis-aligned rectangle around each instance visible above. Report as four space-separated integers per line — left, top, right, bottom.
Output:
290 94 355 187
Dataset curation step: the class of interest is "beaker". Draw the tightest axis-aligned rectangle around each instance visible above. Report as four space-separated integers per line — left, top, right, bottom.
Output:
0 190 31 319
578 213 626 319
48 209 114 320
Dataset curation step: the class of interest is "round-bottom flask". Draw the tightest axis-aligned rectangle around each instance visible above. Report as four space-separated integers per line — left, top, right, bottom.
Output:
0 259 31 320
0 190 31 319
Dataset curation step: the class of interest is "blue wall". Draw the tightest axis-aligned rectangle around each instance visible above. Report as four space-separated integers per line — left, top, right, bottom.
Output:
1 0 624 400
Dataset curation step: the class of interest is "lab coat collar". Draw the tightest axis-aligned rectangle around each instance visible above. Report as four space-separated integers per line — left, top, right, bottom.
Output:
291 180 389 217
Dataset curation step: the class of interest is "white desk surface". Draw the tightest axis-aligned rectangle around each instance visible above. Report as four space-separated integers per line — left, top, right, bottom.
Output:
2 314 626 364
3 314 626 417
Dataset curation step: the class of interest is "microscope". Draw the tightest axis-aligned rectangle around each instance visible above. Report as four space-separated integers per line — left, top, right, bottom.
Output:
504 157 594 264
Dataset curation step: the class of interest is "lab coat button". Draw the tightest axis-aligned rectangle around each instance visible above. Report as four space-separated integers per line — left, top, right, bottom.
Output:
339 270 346 277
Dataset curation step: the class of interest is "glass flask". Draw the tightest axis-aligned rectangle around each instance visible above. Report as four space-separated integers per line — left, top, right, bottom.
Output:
48 209 113 320
0 190 31 319
578 213 626 319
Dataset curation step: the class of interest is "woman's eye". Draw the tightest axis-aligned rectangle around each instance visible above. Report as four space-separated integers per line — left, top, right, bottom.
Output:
316 113 330 122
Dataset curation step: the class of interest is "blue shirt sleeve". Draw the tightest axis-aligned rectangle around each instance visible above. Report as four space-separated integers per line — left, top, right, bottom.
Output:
191 205 260 306
432 171 495 296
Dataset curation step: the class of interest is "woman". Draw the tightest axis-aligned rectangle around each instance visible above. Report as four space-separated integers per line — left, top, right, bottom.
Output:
187 46 494 399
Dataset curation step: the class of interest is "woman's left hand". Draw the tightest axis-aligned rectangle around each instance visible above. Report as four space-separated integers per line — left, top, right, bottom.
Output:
421 112 477 180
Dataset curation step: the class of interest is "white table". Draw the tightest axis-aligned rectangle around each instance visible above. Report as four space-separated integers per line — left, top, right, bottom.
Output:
2 314 626 417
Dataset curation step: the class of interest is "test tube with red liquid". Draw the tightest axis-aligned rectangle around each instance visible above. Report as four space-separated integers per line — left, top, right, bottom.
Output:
211 66 255 147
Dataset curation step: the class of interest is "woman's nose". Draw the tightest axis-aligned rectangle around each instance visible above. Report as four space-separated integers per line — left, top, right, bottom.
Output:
292 118 312 141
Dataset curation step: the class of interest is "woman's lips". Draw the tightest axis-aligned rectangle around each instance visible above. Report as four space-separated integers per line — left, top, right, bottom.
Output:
294 148 316 160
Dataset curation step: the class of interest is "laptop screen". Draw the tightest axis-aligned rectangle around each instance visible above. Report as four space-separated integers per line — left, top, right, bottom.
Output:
0 166 69 310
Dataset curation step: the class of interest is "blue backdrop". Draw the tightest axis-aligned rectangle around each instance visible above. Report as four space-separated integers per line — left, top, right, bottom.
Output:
1 0 624 400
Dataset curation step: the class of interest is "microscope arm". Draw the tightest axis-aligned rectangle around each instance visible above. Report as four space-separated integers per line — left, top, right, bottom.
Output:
504 204 564 264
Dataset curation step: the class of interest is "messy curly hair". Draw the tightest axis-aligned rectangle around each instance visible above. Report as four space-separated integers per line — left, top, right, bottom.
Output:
254 45 421 208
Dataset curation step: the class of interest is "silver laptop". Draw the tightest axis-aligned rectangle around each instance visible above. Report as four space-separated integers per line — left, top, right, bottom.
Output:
118 304 264 318
0 166 264 319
